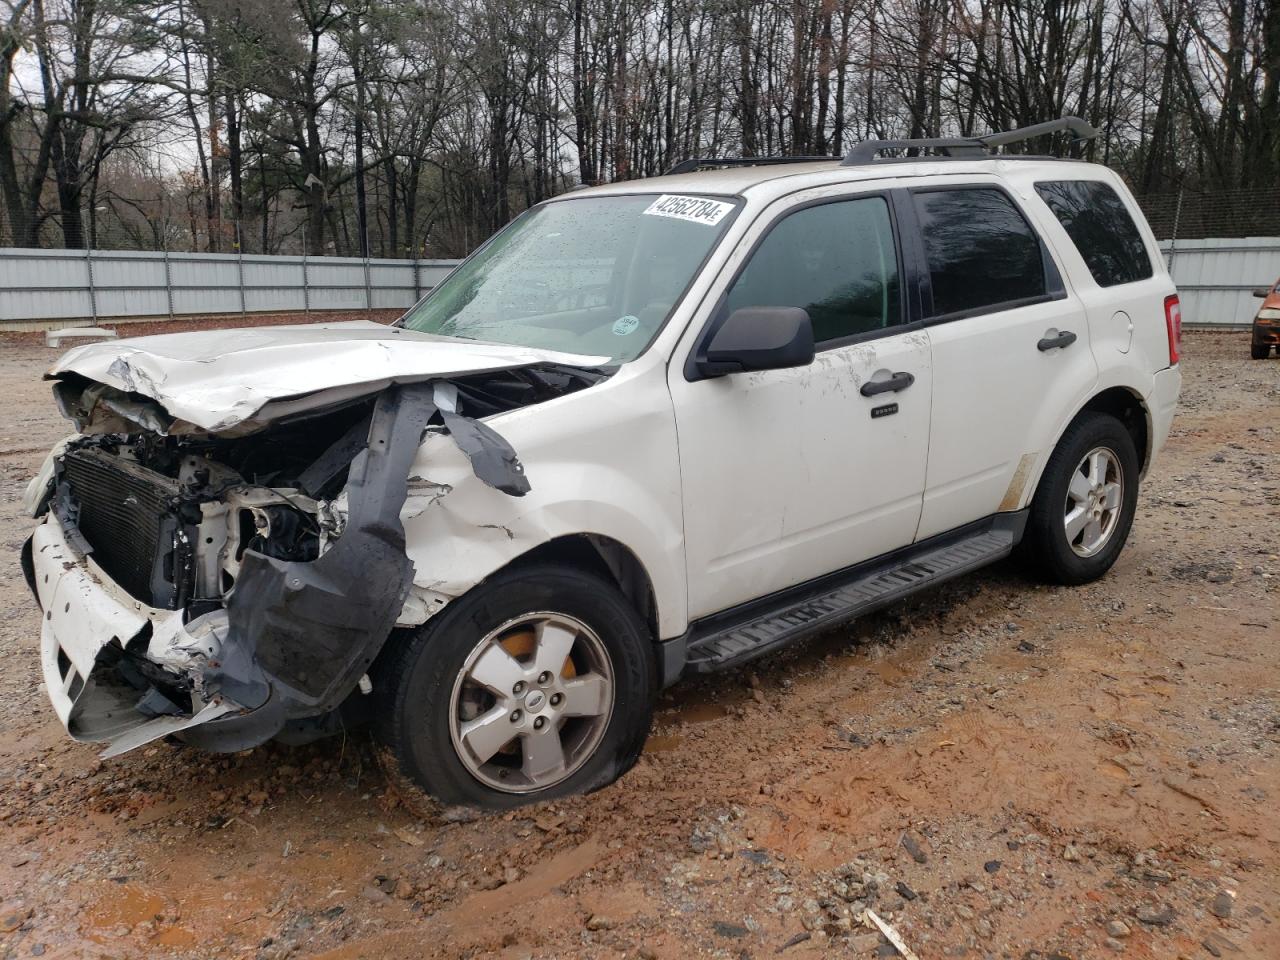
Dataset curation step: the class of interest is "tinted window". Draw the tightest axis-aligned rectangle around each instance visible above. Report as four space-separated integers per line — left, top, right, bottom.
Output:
913 188 1046 317
726 197 901 343
1035 180 1153 287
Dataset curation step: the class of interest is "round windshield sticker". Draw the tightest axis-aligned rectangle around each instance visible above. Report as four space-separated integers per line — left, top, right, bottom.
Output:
612 315 640 336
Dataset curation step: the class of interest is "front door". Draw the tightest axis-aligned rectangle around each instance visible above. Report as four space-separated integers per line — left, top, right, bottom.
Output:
668 192 933 621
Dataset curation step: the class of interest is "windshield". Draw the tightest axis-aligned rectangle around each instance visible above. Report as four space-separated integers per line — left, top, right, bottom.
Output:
400 193 741 363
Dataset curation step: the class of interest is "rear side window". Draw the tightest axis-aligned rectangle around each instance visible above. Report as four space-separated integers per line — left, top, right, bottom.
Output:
1035 180 1153 287
913 188 1046 317
726 196 902 343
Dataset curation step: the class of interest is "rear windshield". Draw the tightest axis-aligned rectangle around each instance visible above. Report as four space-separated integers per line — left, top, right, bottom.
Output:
1034 180 1153 288
400 193 740 363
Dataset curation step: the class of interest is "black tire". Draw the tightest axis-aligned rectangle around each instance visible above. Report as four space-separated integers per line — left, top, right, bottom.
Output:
1251 341 1271 360
373 563 656 810
1024 411 1140 586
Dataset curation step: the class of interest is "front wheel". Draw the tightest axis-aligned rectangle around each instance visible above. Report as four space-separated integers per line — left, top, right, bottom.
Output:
1251 341 1272 360
1024 412 1140 585
374 564 656 810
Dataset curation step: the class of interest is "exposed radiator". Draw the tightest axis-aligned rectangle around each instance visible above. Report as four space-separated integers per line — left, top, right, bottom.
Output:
60 447 183 607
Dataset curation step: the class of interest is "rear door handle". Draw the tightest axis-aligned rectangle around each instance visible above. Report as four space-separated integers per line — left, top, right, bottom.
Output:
860 371 915 397
1037 329 1077 351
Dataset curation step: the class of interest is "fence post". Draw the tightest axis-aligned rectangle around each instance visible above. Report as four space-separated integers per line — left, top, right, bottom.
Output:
302 235 310 315
163 243 175 319
235 221 247 315
1167 188 1184 273
363 225 373 315
85 244 98 323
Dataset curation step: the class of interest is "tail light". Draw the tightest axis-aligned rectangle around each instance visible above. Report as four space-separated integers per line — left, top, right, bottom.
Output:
1164 294 1181 365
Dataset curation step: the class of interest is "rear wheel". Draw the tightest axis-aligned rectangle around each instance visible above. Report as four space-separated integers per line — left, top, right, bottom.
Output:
1251 341 1271 360
1024 412 1140 585
374 564 656 810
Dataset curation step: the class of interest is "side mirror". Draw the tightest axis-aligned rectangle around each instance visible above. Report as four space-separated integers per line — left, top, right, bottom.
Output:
1253 287 1272 298
696 306 815 378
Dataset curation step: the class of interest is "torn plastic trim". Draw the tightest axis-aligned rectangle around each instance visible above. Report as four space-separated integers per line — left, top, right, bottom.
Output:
433 382 530 497
178 380 535 741
214 382 438 718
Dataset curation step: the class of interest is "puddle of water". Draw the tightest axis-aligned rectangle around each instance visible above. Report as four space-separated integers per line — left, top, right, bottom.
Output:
151 925 198 949
644 734 684 753
672 702 728 724
82 884 165 943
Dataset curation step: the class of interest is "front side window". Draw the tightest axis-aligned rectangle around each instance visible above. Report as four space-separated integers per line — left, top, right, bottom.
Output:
725 196 902 343
914 188 1047 317
1035 180 1154 287
400 193 740 363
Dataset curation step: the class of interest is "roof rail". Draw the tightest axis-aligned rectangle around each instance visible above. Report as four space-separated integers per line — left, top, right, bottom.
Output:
840 116 1097 166
666 155 837 175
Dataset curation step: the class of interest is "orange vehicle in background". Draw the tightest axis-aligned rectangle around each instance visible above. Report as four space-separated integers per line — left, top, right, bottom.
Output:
1252 278 1280 359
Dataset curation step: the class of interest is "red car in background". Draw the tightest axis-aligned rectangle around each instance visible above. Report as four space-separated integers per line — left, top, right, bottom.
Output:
1252 278 1280 358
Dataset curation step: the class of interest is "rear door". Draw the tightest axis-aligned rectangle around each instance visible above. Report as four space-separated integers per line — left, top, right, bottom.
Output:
1031 177 1169 385
911 181 1099 540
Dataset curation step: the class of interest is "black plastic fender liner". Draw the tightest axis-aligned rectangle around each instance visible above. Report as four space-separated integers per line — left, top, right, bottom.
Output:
217 383 438 719
432 381 531 497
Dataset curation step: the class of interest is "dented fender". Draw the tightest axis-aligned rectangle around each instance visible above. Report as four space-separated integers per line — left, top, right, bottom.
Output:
394 367 689 639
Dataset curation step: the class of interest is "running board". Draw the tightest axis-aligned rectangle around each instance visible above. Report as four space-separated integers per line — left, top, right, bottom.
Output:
680 512 1027 675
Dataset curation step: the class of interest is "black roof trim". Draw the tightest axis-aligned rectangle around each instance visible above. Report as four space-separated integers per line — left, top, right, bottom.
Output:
841 116 1097 166
665 156 838 175
665 117 1098 177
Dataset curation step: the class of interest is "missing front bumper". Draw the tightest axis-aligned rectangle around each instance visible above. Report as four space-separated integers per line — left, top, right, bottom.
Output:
27 517 249 754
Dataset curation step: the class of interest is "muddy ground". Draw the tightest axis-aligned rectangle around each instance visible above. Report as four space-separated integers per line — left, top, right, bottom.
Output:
0 328 1276 960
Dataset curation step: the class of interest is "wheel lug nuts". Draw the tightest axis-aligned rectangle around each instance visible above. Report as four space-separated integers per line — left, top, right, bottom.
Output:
512 680 526 695
550 693 563 707
537 671 552 686
533 716 546 730
510 709 522 723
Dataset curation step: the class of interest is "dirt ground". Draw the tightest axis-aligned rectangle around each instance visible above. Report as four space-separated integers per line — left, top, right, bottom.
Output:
0 328 1276 960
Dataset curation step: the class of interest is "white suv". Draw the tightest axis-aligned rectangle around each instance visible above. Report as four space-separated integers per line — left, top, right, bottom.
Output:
23 118 1181 809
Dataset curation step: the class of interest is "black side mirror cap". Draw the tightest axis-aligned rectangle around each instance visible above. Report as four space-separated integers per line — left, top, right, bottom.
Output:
695 306 815 378
1253 287 1272 298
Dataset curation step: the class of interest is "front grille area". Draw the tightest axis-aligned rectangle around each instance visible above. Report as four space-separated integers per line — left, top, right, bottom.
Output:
61 447 183 606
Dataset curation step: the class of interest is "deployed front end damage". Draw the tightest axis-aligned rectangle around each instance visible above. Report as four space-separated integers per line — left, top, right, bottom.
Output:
25 338 604 758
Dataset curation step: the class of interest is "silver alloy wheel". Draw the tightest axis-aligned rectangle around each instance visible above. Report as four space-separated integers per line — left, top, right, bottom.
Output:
1064 446 1124 558
448 612 614 794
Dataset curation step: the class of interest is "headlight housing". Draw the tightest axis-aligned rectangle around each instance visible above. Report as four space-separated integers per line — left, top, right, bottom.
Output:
1257 308 1280 321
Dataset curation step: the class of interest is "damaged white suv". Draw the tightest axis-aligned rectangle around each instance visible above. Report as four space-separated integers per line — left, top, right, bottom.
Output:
24 119 1182 809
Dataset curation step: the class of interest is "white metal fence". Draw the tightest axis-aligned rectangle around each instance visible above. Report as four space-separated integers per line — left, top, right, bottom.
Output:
0 237 1276 332
1161 237 1280 328
0 247 460 331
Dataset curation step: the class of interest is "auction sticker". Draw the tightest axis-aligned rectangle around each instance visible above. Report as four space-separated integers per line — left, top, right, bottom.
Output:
642 194 735 226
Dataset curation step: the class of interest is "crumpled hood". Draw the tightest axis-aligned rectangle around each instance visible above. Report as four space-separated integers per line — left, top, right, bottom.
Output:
47 320 607 434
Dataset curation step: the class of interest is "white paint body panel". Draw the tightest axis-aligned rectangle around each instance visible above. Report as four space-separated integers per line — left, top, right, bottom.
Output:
670 332 931 618
920 297 1099 539
397 353 690 638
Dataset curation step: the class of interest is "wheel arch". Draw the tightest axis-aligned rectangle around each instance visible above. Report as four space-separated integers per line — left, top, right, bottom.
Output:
1075 385 1152 474
1020 384 1152 514
484 533 660 641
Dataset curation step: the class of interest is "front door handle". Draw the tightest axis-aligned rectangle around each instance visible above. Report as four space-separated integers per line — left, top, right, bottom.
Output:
1037 329 1077 351
860 371 915 397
